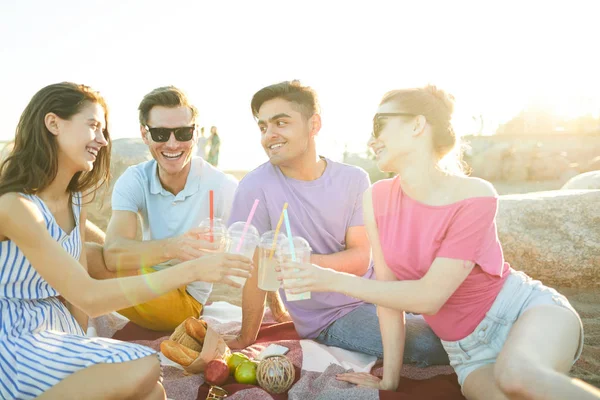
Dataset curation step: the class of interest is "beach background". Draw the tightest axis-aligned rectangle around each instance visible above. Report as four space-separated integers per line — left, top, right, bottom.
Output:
1 0 599 391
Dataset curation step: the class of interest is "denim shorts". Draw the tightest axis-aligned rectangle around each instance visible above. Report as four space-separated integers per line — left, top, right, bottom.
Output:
440 271 584 388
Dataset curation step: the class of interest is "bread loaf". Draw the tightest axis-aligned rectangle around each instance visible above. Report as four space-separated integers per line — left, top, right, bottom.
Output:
185 317 208 344
160 340 200 367
170 321 203 352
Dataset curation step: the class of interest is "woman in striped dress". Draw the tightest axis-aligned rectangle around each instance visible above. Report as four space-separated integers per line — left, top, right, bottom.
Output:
0 83 252 399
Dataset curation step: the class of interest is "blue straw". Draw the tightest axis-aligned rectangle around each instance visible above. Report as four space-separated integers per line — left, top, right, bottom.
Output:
282 209 296 261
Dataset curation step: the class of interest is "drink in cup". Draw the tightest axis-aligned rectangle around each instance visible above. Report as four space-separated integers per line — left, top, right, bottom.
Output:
198 217 229 252
257 230 287 291
226 221 260 286
277 236 312 301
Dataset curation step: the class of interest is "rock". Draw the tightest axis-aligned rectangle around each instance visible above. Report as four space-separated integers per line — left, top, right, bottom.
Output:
561 171 600 190
501 146 530 181
468 144 510 181
87 138 151 231
498 190 600 289
528 151 574 181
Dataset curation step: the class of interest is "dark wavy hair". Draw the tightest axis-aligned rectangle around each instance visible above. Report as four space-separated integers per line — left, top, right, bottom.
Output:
250 80 320 120
0 82 111 200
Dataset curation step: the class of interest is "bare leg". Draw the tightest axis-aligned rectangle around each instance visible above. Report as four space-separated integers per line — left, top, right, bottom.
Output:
39 355 163 400
266 290 291 322
462 305 598 400
463 365 509 400
144 382 167 400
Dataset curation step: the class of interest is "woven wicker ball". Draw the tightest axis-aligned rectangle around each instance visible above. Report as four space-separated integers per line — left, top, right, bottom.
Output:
256 355 295 394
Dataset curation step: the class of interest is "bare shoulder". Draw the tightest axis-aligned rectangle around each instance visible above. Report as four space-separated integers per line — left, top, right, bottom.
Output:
0 193 42 219
0 192 26 216
0 193 41 239
451 176 498 201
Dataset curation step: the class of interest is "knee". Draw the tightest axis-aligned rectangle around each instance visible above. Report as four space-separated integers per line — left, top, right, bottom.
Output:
125 356 162 399
494 355 539 396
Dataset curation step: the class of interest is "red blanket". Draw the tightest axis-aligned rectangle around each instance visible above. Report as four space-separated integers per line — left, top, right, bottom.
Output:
113 321 465 400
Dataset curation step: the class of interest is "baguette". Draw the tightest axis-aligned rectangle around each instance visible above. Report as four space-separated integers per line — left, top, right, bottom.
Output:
170 321 203 352
185 317 208 344
160 340 200 367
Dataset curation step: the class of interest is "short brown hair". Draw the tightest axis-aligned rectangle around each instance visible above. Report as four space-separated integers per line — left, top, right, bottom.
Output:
138 86 198 126
251 80 320 119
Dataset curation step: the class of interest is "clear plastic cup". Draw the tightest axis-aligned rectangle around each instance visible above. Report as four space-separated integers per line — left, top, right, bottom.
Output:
226 221 260 286
277 236 312 301
257 230 287 291
198 218 229 252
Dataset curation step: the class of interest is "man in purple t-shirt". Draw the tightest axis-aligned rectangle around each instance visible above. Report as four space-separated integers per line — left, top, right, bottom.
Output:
226 80 448 366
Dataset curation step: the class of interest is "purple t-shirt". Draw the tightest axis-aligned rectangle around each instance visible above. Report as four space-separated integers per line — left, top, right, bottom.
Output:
228 158 373 338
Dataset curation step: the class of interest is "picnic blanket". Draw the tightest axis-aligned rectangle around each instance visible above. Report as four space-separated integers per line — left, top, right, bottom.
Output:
95 303 465 400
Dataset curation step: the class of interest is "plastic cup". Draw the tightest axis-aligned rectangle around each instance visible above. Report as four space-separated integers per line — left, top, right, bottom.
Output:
198 218 229 252
277 236 312 301
226 221 260 286
257 231 287 291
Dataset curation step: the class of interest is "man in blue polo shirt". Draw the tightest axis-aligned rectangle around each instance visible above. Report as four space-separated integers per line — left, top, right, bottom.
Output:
96 86 238 330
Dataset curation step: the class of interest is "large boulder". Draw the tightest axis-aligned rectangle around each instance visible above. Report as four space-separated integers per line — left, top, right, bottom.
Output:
561 171 600 190
87 138 151 231
497 190 600 288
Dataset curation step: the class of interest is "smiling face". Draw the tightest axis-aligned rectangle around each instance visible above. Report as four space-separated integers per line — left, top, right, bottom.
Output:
141 105 196 177
368 102 421 172
54 101 109 173
256 98 317 167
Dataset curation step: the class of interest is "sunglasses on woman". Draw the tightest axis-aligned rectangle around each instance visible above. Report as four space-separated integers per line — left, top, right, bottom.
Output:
144 125 196 142
372 113 415 138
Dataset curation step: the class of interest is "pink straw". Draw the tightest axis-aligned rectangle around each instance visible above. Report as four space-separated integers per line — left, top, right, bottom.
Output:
235 199 260 252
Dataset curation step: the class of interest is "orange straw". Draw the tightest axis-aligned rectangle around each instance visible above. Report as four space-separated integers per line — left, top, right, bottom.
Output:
269 203 288 259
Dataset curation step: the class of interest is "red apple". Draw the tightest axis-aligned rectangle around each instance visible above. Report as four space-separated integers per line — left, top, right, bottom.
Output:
205 359 229 386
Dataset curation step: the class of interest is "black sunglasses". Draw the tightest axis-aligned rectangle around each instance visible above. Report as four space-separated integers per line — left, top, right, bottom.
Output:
372 113 415 138
145 125 196 142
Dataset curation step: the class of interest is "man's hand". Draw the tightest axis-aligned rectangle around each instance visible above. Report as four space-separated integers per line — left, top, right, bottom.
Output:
166 227 221 261
266 291 292 323
226 335 250 350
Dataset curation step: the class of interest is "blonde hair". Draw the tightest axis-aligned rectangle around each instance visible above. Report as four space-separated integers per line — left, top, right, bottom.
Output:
380 84 469 175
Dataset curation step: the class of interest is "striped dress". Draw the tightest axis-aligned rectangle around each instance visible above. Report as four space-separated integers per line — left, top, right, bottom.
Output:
0 193 156 399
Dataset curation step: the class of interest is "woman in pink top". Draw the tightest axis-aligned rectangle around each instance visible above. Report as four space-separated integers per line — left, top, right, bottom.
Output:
279 86 597 399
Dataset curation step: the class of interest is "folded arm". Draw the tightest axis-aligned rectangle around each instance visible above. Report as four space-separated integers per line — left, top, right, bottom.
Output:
103 210 177 271
311 225 371 276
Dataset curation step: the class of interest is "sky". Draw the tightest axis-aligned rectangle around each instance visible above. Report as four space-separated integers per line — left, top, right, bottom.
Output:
1 0 599 170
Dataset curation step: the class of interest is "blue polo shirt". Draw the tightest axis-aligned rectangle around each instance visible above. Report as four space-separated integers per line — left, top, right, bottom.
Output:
112 156 238 304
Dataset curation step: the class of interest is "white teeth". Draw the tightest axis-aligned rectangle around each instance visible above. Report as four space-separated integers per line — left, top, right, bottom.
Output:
162 151 183 159
269 143 284 150
87 148 98 156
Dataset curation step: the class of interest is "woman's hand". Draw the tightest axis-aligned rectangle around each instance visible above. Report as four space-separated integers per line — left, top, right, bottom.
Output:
276 262 340 294
189 253 252 287
167 227 222 261
336 372 396 391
